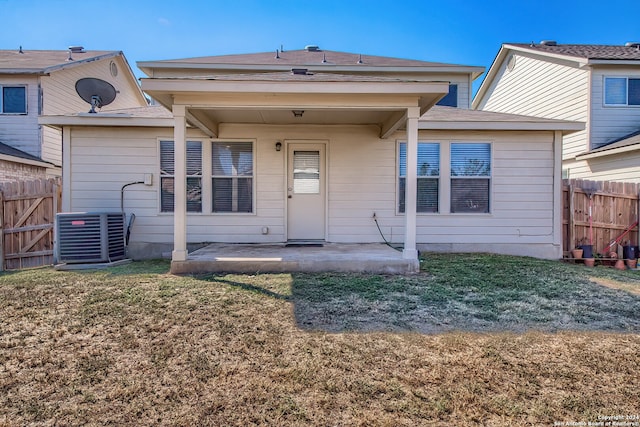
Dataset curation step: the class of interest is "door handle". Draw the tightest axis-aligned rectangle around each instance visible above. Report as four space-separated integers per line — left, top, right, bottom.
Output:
288 195 292 199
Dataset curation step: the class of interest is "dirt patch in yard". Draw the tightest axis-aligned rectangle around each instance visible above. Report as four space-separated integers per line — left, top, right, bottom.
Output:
591 277 640 296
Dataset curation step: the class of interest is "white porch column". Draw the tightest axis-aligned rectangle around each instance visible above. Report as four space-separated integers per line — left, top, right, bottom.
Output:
403 106 420 260
172 105 188 261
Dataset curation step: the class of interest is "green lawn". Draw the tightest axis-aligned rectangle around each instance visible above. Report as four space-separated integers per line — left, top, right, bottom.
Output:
0 254 639 426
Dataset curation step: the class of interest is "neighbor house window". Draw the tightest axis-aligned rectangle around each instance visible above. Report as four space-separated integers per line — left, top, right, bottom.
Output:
159 140 203 213
1 85 27 114
450 143 491 213
212 141 253 213
604 77 640 106
398 142 440 213
436 84 458 107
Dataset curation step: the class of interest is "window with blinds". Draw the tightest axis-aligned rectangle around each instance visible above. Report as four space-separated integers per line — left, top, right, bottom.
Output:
398 142 440 213
293 151 320 194
450 143 491 213
159 141 202 212
212 142 253 213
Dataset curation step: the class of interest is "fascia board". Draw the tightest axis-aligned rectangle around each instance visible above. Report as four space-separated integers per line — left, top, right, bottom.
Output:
141 78 449 95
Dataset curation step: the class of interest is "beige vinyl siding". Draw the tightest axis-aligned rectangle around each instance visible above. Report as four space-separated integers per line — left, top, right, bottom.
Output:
67 125 559 258
564 153 640 183
390 131 556 249
478 53 589 159
41 55 145 115
41 125 62 165
590 68 640 149
0 75 41 157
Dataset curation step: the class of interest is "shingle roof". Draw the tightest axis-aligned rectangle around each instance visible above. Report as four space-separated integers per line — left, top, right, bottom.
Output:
166 71 422 83
0 49 119 73
508 43 640 61
143 48 475 68
0 141 48 163
421 105 577 123
86 105 173 118
588 129 640 154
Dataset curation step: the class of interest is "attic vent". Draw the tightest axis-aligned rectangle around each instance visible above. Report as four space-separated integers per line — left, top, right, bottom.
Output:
625 42 640 48
69 46 85 53
305 45 320 52
292 68 311 75
540 40 557 46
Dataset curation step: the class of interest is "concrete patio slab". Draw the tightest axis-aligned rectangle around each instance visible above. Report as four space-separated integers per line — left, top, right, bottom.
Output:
170 243 419 274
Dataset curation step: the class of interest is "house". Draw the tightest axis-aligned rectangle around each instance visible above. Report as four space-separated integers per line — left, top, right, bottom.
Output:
472 41 640 182
0 46 147 180
40 46 582 273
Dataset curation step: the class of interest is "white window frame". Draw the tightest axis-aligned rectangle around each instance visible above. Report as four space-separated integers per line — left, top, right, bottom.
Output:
0 84 27 114
604 76 640 107
397 141 441 215
211 140 255 215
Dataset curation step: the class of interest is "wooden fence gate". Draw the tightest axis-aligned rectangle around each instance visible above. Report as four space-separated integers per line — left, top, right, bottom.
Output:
563 179 639 257
0 178 61 270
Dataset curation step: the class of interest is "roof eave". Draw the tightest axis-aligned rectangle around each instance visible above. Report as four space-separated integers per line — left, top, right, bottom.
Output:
0 153 53 168
42 51 122 74
0 69 47 75
575 143 640 160
419 120 583 133
472 45 509 109
39 114 174 128
138 61 484 77
587 59 640 66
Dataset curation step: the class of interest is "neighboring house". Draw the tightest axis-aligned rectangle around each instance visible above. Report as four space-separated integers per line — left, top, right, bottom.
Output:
0 141 52 181
473 41 640 182
40 46 581 271
0 46 147 180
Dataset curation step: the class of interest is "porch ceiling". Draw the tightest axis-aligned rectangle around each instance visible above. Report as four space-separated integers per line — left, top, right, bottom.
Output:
141 77 449 138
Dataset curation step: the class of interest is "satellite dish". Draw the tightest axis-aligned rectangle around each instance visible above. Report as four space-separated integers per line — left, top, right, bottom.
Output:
75 78 117 113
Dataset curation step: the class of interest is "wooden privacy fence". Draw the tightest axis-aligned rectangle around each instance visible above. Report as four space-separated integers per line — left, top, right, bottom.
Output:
563 179 639 257
0 178 61 270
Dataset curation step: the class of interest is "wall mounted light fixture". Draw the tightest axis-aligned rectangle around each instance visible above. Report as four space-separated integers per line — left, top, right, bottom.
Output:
275 141 282 151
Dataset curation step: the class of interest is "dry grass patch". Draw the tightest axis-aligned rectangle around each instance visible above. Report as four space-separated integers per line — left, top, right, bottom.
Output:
0 256 639 426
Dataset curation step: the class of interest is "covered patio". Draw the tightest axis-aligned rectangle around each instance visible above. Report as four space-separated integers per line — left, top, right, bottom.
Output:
170 243 418 274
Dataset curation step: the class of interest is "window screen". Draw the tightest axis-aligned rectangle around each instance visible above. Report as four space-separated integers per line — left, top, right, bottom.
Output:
159 140 202 212
605 78 628 105
212 142 253 213
450 143 491 213
399 142 440 213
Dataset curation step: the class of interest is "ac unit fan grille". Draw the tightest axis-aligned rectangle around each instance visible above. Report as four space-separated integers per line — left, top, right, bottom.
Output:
57 212 126 263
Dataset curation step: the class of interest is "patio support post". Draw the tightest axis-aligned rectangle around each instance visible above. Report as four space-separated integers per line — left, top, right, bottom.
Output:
403 106 419 260
172 104 188 261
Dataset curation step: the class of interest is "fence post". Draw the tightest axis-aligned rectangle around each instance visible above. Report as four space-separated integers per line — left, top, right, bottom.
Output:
568 182 575 252
0 190 4 271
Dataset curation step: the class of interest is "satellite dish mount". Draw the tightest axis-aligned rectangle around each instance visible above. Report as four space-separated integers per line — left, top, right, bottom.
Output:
75 78 117 113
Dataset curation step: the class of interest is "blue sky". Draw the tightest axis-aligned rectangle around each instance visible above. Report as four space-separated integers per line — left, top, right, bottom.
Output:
1 0 638 93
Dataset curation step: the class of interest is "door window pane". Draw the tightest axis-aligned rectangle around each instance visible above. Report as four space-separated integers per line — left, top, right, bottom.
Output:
293 151 320 194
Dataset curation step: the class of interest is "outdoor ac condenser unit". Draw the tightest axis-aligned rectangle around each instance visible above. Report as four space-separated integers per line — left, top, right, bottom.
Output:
56 212 126 263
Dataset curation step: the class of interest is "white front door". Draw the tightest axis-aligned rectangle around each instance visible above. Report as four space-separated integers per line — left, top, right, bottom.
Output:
287 142 326 241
